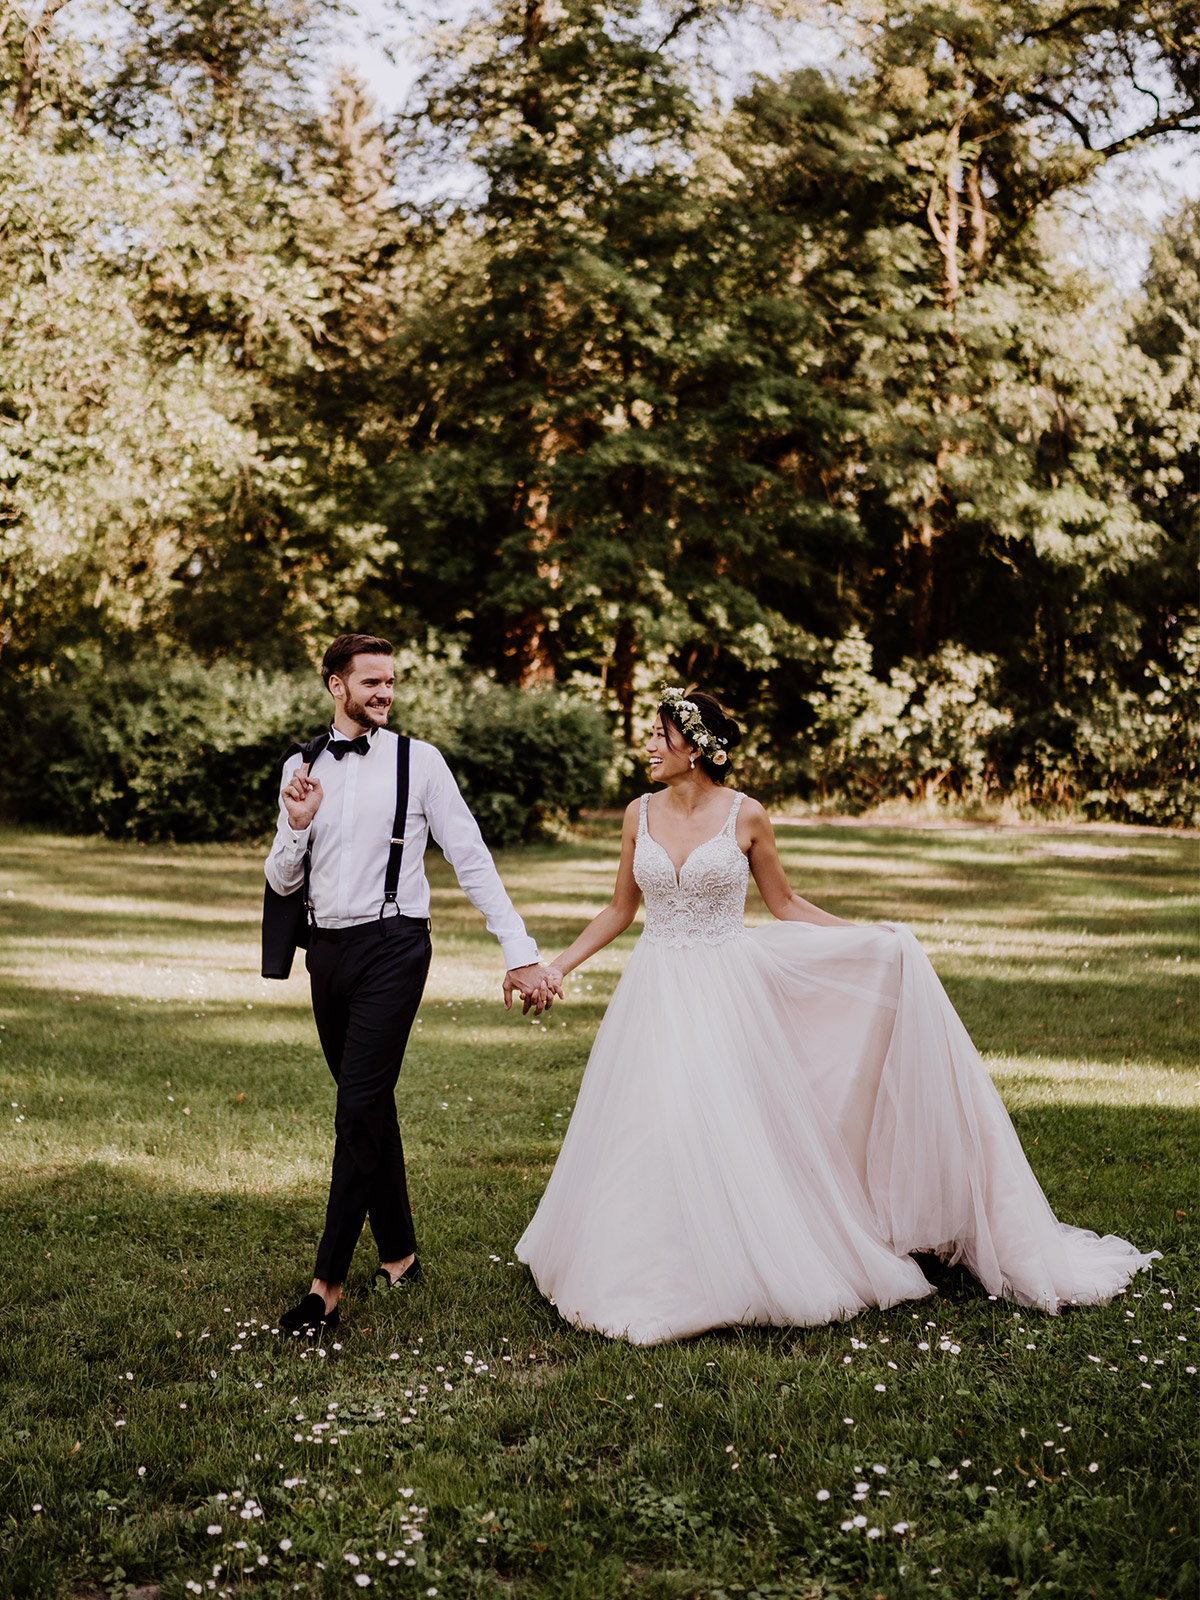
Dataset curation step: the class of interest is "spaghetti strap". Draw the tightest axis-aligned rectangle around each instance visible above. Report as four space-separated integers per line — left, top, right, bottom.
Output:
638 793 650 838
722 792 744 835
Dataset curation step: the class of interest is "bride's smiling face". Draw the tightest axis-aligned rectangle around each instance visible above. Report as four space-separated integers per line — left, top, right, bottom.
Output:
646 715 695 784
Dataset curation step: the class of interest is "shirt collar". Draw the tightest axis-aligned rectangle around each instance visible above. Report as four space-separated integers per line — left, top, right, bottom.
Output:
328 723 377 744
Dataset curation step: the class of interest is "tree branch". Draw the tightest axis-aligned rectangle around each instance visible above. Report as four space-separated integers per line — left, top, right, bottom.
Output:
14 0 72 134
656 2 707 52
1096 107 1200 155
1129 73 1165 121
1023 89 1097 149
965 162 987 267
1019 5 1115 42
926 180 948 248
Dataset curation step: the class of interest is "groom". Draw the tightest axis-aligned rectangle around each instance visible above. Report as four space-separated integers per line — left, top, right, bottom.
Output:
266 633 556 1334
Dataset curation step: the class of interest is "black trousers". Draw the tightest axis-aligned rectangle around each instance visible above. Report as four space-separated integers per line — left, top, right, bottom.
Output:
305 915 432 1284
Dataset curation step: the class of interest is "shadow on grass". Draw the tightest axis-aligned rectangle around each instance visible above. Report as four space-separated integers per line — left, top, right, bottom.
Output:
932 971 1195 1069
1 825 1195 1600
1 941 1190 1088
3 1097 1192 1330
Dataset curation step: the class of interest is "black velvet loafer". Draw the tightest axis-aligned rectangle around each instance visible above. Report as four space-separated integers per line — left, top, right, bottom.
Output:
279 1292 340 1335
372 1257 422 1291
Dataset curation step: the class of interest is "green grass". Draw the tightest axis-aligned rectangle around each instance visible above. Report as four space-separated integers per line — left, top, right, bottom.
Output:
0 820 1195 1600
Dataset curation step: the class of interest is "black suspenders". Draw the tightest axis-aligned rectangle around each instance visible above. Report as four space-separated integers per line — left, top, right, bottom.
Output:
379 734 412 921
261 730 414 978
304 731 412 926
309 732 413 926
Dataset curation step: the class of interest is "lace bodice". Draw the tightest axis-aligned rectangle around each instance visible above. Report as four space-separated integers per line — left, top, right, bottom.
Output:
634 792 749 948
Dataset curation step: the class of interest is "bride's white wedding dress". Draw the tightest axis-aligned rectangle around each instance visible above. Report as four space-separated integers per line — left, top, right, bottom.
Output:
516 793 1158 1346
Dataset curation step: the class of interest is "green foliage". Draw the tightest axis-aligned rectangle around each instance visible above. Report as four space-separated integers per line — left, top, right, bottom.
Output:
0 0 403 676
0 0 1196 832
807 629 1011 809
0 651 328 843
437 681 613 846
0 647 609 845
1039 627 1200 828
799 620 1200 826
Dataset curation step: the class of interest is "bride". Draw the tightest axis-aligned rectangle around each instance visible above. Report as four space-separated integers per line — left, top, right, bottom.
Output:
515 688 1158 1346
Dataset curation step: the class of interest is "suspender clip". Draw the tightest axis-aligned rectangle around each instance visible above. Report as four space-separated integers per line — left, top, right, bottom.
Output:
382 740 411 908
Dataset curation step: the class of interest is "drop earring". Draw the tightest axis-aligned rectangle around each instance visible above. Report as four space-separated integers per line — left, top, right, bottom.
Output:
689 755 696 769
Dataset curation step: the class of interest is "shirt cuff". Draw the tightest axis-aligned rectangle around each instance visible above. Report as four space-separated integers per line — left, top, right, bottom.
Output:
500 935 540 971
285 825 311 849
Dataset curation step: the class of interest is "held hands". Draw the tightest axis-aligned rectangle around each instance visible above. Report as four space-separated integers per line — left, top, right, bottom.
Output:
503 963 565 1016
282 763 324 831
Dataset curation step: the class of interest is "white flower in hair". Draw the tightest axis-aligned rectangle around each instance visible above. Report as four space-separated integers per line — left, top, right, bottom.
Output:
658 685 730 758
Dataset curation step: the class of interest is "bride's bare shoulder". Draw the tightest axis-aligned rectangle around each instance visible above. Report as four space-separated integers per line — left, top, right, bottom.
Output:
735 792 769 822
733 794 773 843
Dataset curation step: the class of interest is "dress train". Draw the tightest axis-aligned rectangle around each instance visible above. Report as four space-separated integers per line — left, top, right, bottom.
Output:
516 795 1158 1344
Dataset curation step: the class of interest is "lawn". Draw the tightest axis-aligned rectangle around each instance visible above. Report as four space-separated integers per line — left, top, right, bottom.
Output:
0 819 1195 1600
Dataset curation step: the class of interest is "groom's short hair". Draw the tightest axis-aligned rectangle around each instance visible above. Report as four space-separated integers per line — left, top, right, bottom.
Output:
321 633 394 687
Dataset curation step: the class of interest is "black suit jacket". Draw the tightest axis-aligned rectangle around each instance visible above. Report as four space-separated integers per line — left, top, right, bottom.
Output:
260 732 330 979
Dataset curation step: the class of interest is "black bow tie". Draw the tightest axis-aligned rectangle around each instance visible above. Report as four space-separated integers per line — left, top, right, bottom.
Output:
328 734 371 760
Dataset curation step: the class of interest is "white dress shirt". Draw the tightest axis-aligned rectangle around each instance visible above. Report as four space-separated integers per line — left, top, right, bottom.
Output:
264 727 539 970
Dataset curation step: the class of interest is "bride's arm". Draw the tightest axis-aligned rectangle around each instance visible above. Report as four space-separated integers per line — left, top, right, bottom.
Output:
547 801 643 979
743 798 853 926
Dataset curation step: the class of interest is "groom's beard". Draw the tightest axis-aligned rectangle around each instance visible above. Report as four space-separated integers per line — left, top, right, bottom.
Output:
343 690 389 731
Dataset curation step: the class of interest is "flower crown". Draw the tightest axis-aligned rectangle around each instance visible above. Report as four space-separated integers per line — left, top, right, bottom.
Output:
658 686 730 766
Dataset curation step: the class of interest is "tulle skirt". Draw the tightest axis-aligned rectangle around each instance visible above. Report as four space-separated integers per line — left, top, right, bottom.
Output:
515 922 1158 1345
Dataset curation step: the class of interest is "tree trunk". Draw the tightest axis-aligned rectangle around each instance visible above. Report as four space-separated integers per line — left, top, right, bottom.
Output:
495 592 555 685
911 511 935 658
965 162 987 268
926 111 964 314
495 0 556 690
520 0 548 131
911 437 954 657
613 615 638 746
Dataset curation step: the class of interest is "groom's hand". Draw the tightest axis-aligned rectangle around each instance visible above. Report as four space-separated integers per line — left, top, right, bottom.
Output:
282 763 324 831
503 964 547 1015
503 963 559 1015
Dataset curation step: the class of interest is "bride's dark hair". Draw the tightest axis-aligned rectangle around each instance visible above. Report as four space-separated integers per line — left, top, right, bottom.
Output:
658 690 742 784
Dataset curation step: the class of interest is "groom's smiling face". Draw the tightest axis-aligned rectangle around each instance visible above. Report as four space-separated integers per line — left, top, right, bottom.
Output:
330 653 395 730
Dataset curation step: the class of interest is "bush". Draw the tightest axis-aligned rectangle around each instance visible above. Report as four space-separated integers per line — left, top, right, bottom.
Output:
0 647 611 846
802 625 1198 826
1013 627 1200 827
806 629 1011 810
439 681 614 846
0 650 328 843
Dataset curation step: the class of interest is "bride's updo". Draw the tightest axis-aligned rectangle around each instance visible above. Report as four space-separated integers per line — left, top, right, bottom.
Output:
658 689 743 784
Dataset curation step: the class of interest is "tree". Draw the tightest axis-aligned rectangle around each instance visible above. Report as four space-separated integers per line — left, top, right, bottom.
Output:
1131 194 1200 655
1 0 1195 826
357 0 854 748
0 0 408 674
731 0 1200 658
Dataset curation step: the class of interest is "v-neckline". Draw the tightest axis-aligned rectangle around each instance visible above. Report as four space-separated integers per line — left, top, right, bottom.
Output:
643 794 740 887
